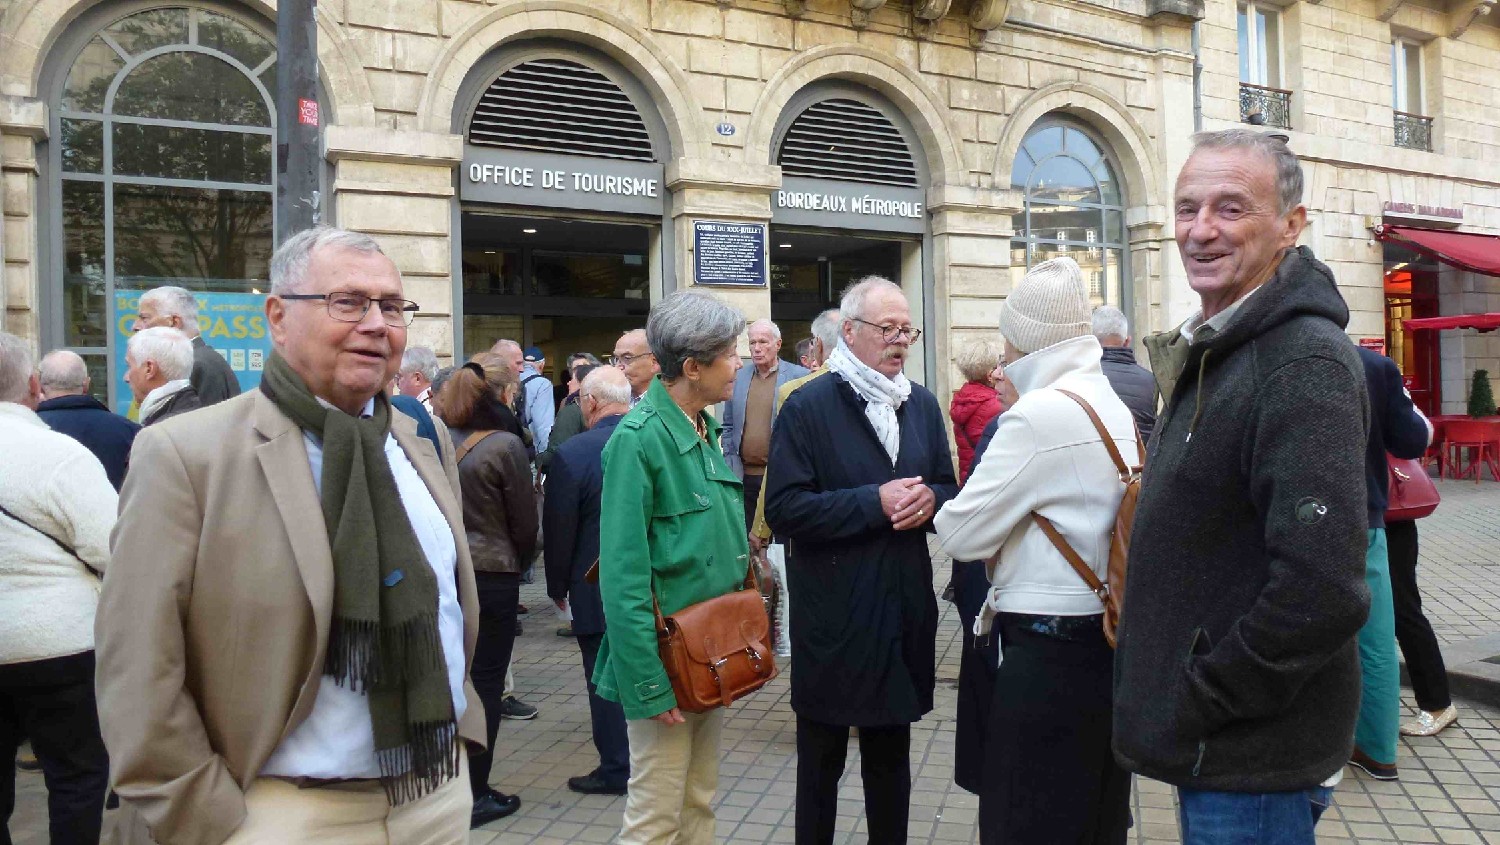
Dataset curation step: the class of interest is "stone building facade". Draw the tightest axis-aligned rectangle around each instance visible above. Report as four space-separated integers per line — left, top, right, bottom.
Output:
0 0 1495 412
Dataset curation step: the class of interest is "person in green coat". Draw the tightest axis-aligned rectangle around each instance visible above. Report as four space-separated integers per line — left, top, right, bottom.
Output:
594 290 749 845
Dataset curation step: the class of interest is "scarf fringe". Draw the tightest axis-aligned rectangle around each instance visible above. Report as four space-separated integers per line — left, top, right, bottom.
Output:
376 721 460 805
326 614 448 691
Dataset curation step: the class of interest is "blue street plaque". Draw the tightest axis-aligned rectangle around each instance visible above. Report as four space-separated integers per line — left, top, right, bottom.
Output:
715 122 736 137
693 220 766 287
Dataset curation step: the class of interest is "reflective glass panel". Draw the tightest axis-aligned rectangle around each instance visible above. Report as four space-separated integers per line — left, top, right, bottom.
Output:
462 250 523 297
1025 203 1103 241
61 118 103 173
62 181 108 346
1065 128 1102 169
113 123 273 183
1095 161 1121 205
1011 149 1034 190
1238 6 1252 83
1024 126 1064 161
62 37 125 113
82 354 110 406
197 11 274 70
113 52 269 125
105 8 188 57
532 252 648 299
112 184 273 291
1029 156 1099 204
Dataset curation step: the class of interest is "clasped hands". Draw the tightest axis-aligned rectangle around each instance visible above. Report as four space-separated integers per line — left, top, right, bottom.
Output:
880 476 934 531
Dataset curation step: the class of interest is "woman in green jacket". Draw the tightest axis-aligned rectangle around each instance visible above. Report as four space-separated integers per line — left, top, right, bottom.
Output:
594 290 749 845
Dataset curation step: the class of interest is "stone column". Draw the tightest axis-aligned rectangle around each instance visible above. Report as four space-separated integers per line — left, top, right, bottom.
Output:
929 184 1018 403
0 95 46 343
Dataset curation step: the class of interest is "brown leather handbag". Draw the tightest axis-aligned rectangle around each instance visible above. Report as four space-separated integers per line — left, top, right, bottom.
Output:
654 565 778 713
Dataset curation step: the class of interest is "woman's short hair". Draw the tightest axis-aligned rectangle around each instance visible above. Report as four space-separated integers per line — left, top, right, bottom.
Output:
439 353 518 429
646 290 745 380
955 338 1003 383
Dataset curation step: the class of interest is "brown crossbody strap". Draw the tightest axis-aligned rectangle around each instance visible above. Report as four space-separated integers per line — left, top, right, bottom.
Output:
1032 513 1108 600
456 430 498 464
1054 389 1144 474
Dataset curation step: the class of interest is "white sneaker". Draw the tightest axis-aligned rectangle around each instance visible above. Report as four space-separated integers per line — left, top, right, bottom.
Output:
1400 705 1458 737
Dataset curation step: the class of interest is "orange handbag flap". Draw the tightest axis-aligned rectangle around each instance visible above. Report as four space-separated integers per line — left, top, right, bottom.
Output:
665 588 770 664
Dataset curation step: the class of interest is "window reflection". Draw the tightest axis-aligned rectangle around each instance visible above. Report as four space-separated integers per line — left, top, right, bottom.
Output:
113 185 273 290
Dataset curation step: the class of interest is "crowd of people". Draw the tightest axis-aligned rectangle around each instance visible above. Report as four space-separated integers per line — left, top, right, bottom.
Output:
0 126 1463 845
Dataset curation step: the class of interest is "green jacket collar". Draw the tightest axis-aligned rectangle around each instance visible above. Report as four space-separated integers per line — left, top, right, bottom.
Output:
644 376 722 456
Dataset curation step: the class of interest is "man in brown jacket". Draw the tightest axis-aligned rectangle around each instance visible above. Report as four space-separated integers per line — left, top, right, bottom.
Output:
97 226 485 845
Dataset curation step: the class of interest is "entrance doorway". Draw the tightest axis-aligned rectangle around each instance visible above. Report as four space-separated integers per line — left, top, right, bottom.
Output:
1385 241 1442 415
460 212 654 385
769 228 907 351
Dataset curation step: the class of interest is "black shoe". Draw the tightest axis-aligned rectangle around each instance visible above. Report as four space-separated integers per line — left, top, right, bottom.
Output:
470 789 521 827
568 773 628 795
500 694 539 720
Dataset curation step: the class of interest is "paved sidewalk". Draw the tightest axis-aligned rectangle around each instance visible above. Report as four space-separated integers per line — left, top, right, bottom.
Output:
9 481 1500 843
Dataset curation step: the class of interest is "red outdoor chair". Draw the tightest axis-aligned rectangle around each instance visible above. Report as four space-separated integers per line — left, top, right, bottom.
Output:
1443 419 1500 483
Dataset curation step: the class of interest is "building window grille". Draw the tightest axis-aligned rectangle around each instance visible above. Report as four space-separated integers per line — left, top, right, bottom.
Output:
468 58 655 162
1238 3 1290 129
1392 39 1432 152
1394 112 1434 152
1240 83 1293 129
777 98 919 188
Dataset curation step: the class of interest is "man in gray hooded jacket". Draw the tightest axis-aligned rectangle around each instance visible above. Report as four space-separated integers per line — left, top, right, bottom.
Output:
1113 129 1369 845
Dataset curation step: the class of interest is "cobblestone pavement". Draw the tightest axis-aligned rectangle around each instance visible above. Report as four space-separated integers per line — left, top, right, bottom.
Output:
9 480 1499 844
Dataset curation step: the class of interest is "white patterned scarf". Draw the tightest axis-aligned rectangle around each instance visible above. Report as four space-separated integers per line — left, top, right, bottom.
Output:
825 339 911 464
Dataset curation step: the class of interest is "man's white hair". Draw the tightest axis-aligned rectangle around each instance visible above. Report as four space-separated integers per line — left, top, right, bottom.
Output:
1091 305 1131 341
270 226 387 295
39 350 89 395
128 327 194 382
401 346 439 381
0 332 34 404
748 318 782 341
811 308 842 356
580 365 631 406
140 286 200 336
840 276 903 321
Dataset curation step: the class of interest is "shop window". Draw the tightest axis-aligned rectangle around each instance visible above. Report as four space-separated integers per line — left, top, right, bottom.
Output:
49 5 276 403
1392 39 1432 152
1010 122 1127 308
1238 4 1290 129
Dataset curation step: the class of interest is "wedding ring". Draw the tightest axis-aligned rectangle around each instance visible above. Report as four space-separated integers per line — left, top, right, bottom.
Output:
917 509 924 517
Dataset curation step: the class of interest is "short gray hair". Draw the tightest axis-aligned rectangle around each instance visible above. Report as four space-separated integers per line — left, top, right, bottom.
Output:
431 365 456 396
955 338 1003 383
646 290 745 380
811 308 842 355
580 365 632 406
840 276 903 321
1189 128 1304 216
127 327 194 381
748 318 782 341
39 350 89 395
140 286 200 335
1091 305 1130 341
0 332 34 404
270 226 387 295
401 346 439 380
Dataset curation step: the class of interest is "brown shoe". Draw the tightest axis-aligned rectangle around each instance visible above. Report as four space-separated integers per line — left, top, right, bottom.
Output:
1349 747 1398 781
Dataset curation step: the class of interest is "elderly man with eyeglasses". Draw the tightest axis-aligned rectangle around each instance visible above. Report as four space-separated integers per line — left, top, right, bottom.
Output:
763 276 957 845
610 329 660 406
98 226 485 845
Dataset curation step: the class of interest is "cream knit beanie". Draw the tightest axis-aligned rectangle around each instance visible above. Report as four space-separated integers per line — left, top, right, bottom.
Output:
997 257 1093 355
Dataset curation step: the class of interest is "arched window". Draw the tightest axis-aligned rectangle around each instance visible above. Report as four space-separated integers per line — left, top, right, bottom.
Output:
1010 121 1126 308
50 5 276 397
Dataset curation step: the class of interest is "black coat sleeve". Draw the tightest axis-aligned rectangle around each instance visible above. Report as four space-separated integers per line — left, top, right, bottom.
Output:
543 448 580 602
764 394 888 542
1379 358 1430 461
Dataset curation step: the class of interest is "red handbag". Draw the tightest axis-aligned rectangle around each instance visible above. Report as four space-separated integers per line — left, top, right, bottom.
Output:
1386 455 1440 521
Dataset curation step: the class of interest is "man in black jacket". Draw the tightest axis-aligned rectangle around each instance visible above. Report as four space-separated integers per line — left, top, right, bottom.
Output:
1115 129 1369 844
1091 304 1157 441
36 350 139 490
765 277 957 845
543 366 632 797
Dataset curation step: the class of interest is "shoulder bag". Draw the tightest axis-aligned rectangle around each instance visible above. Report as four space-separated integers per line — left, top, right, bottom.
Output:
1386 455 1439 521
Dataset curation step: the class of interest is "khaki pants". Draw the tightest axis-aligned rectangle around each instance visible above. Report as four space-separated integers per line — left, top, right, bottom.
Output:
619 709 722 845
220 755 472 845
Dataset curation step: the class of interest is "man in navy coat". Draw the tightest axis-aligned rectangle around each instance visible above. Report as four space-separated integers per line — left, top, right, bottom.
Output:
35 350 139 490
765 277 958 845
543 366 633 796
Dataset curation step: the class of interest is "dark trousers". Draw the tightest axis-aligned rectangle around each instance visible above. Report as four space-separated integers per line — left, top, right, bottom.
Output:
795 717 910 845
980 619 1129 845
951 560 999 794
577 633 630 786
1387 519 1451 711
742 471 763 533
469 572 521 799
0 651 108 845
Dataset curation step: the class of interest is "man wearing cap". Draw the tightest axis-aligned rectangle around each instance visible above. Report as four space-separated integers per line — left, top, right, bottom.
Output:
490 341 554 452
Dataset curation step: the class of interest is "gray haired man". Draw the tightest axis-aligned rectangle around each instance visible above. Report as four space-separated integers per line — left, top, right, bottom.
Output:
719 318 809 530
125 326 201 426
396 346 439 411
36 350 140 490
1113 129 1369 844
133 286 242 406
1090 305 1157 440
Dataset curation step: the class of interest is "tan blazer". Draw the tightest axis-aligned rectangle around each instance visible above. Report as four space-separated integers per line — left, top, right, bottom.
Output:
96 390 485 845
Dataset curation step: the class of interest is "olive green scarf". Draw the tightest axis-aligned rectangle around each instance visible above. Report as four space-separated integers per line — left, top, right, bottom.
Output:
260 352 458 803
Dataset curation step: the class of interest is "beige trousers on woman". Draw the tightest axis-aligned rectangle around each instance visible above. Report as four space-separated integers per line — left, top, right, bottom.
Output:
619 709 724 845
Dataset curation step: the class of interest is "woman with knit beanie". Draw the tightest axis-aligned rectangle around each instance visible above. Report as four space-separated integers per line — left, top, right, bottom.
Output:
934 257 1138 844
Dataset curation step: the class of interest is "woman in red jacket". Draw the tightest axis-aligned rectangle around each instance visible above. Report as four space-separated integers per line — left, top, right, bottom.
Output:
949 339 1006 484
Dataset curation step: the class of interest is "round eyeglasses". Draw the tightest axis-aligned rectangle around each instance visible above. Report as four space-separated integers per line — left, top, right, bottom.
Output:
850 317 922 344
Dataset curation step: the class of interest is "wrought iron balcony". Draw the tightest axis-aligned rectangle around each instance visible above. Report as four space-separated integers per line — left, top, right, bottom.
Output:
1239 82 1292 130
1394 110 1434 152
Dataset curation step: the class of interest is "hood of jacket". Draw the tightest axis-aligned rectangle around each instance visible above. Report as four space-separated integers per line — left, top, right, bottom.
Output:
1002 334 1106 396
949 381 999 428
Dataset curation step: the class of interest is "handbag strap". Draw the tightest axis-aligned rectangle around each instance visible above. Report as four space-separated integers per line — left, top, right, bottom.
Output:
456 430 498 464
0 503 102 577
1054 389 1144 474
1032 512 1109 602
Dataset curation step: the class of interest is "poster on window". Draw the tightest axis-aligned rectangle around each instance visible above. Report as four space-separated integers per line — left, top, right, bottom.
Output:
114 289 269 418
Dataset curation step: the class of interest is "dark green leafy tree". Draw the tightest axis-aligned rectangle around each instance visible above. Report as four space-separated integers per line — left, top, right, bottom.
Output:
1469 369 1496 418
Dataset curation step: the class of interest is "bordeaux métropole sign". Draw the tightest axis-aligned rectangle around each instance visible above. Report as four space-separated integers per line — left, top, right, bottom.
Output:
461 146 666 216
771 176 927 235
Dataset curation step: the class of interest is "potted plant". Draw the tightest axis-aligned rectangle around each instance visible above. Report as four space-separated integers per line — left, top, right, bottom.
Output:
1469 369 1496 418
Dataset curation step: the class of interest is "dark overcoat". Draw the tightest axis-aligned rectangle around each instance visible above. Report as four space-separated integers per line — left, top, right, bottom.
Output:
764 372 958 727
543 414 623 636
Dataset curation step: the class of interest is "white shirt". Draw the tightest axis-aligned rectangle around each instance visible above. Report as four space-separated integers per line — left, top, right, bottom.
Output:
260 400 467 779
1180 285 1262 345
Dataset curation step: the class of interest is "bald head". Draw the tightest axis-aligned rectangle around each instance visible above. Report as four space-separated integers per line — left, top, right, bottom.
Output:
489 339 525 377
612 328 658 397
39 350 90 399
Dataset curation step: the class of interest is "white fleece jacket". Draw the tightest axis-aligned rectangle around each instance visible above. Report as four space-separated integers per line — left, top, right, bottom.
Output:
0 403 117 664
934 335 1139 620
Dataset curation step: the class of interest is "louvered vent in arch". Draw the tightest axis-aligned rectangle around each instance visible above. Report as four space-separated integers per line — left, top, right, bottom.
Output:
777 98 918 188
468 58 655 162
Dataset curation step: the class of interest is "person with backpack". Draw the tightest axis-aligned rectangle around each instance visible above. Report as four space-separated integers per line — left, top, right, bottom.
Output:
934 257 1137 845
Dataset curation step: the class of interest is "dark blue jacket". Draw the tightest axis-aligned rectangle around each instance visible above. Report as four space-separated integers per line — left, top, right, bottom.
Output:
543 413 624 636
36 394 140 490
1100 346 1158 442
390 394 443 457
1357 347 1430 528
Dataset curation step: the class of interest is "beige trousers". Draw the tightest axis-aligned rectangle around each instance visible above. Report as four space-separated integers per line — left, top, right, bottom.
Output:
220 755 472 845
618 709 723 845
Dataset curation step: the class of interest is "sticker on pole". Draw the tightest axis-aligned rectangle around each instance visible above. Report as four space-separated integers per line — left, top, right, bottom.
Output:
298 98 320 127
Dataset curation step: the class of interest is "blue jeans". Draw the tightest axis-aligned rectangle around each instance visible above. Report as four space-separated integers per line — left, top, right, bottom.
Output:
1178 786 1334 844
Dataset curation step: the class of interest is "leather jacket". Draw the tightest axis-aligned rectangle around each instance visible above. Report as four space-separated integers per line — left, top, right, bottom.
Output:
447 427 538 574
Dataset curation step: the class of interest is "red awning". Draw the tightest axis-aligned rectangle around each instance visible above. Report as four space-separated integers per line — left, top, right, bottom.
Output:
1402 313 1500 332
1375 225 1500 277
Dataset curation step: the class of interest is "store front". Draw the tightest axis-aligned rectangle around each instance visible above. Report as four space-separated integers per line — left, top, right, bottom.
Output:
453 44 671 369
769 86 929 377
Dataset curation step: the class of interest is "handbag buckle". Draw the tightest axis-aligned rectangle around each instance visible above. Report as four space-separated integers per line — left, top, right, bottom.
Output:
745 647 763 674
